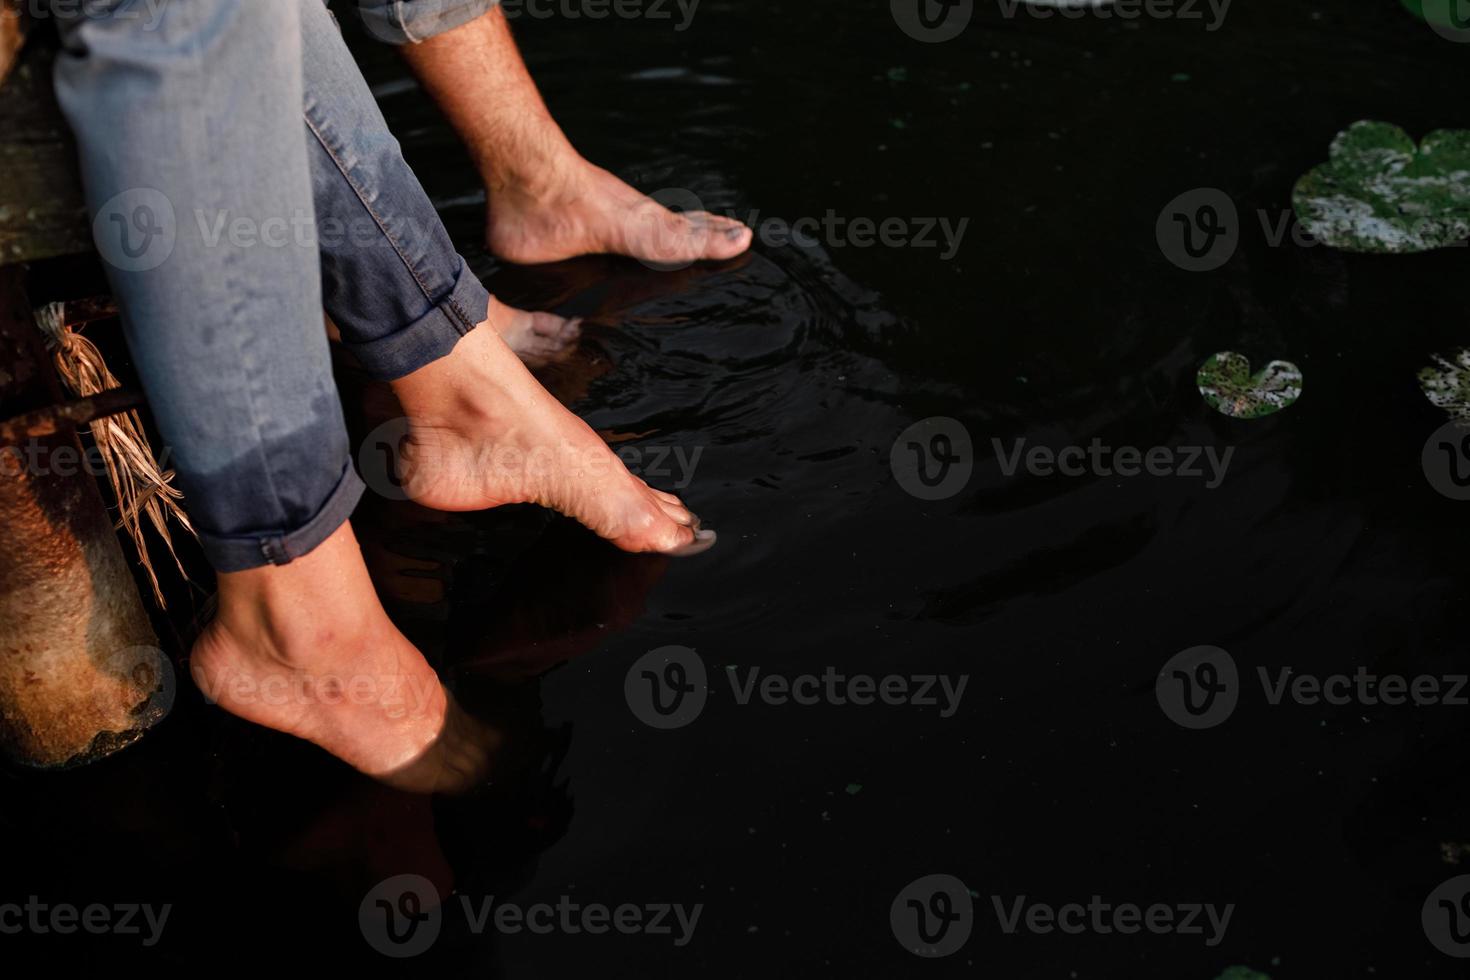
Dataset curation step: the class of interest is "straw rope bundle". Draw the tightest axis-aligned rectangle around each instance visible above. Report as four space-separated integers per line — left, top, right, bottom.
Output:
36 302 194 607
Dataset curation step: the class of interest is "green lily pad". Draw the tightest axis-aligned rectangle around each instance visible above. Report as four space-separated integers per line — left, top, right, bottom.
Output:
1292 120 1470 253
1418 348 1470 424
1197 352 1302 419
1213 969 1271 980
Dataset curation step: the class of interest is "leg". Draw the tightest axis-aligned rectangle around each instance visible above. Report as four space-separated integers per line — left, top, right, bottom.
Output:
301 0 580 368
397 6 754 265
190 522 448 777
51 0 446 776
297 0 714 555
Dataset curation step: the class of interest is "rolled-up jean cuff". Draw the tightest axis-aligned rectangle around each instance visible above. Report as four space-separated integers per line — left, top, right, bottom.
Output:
360 0 501 44
198 460 366 573
342 256 492 380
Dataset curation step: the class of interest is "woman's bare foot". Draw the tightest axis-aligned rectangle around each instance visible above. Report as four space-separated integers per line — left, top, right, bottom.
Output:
190 523 451 779
327 308 580 370
494 307 582 368
387 299 716 556
487 159 753 267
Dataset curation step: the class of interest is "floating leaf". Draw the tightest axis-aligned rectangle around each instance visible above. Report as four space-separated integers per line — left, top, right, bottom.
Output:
1197 352 1302 419
1418 348 1470 424
1292 120 1470 253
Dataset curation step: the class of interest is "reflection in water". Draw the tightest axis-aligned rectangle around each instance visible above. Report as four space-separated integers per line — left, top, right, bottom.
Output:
311 217 909 942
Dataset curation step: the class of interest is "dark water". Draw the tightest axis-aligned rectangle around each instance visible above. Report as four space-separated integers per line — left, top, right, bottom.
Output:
8 1 1470 976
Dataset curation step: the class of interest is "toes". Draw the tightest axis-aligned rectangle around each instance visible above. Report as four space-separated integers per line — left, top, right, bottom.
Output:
692 211 744 232
643 486 698 526
687 211 752 259
636 499 714 556
655 496 697 528
631 206 751 266
501 311 581 366
531 313 582 344
650 487 684 506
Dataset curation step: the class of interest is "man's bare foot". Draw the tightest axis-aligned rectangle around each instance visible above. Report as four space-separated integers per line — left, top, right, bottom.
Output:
487 159 753 267
387 299 716 556
395 7 750 267
190 524 451 779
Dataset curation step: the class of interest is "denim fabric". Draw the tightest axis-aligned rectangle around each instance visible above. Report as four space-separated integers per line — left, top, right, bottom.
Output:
356 0 501 44
302 0 491 380
50 0 492 570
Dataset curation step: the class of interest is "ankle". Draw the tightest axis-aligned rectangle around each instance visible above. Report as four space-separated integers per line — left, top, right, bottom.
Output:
209 595 372 673
481 137 588 205
206 525 385 671
394 311 521 422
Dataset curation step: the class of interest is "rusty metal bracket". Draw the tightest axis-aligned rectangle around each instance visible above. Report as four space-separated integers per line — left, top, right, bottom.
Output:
0 386 147 446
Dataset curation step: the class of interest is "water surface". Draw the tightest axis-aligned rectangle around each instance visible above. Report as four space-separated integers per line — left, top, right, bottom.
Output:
7 2 1470 976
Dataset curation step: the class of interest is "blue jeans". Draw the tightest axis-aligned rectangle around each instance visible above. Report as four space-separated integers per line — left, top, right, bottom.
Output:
50 0 496 572
357 0 502 43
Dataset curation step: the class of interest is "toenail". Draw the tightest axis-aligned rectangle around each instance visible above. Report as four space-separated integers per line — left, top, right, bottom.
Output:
667 527 717 558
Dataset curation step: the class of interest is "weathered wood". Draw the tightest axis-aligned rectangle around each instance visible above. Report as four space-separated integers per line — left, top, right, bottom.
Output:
0 31 92 266
0 265 168 768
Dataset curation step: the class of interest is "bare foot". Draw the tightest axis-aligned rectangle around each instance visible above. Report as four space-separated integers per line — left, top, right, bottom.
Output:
395 7 750 267
494 307 582 368
328 308 580 370
488 159 753 267
190 524 451 778
387 299 716 556
375 692 503 795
